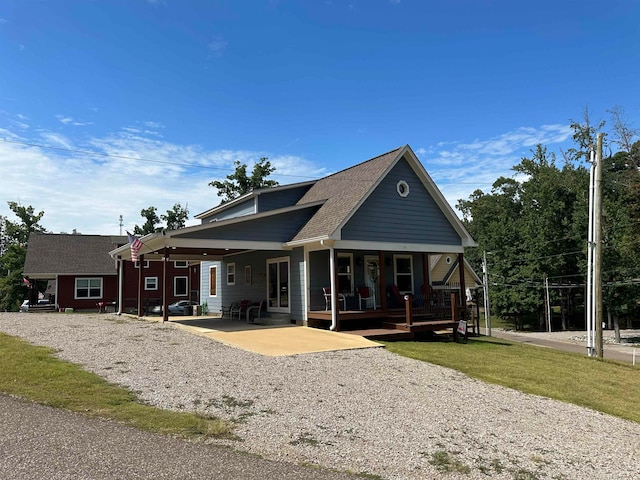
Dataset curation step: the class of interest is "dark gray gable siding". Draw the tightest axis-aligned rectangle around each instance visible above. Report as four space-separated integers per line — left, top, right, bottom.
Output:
256 185 312 213
183 206 320 243
289 247 305 321
199 199 255 224
341 157 461 245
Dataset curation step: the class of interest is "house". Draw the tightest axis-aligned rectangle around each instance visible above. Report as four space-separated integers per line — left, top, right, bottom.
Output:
110 145 477 336
23 233 199 313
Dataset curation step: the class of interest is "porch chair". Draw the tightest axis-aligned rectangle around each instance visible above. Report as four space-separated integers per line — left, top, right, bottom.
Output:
221 301 239 318
246 299 265 323
323 287 346 311
357 286 376 310
230 300 251 320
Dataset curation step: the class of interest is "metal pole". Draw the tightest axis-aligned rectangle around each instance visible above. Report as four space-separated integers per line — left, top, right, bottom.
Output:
545 276 552 332
482 251 491 336
586 150 595 356
594 133 604 359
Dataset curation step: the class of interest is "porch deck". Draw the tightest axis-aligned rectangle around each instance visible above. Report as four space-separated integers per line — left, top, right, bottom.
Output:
306 308 461 341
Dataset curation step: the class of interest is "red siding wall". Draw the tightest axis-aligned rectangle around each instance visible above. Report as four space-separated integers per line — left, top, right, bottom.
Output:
56 275 119 311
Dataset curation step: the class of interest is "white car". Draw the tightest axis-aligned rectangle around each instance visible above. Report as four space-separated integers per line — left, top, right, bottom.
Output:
150 300 198 315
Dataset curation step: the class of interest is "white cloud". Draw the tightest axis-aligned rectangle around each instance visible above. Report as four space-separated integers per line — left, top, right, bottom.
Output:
0 127 322 234
418 124 573 212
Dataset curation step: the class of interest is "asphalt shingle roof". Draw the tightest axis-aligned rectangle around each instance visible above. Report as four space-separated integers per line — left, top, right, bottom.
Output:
291 147 403 242
23 234 127 276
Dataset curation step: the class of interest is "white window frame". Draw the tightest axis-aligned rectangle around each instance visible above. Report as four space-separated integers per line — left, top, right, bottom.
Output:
134 260 150 269
209 265 218 297
174 260 188 268
75 277 103 299
226 263 236 285
174 276 188 296
337 253 354 294
145 277 158 290
393 254 414 294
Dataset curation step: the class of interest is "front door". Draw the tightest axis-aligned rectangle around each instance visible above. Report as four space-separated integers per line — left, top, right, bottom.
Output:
267 257 289 313
363 255 380 309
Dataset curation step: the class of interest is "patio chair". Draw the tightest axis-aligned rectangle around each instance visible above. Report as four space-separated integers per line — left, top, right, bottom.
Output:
323 287 346 311
357 286 375 310
230 300 251 321
246 299 265 323
221 301 239 318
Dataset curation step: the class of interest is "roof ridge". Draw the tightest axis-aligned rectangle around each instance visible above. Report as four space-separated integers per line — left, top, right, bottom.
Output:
320 146 404 180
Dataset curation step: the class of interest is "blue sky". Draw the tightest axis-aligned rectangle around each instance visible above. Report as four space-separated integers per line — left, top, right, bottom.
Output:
1 0 639 235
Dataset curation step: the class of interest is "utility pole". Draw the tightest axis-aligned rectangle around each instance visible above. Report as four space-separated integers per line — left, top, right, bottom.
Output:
119 215 124 236
586 148 596 357
482 251 492 336
594 133 604 358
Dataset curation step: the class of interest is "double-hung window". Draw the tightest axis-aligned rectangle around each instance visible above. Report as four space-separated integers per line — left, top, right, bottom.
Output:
75 278 103 299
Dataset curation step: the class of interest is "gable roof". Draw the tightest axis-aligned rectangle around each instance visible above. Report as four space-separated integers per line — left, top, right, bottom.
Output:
24 233 125 278
290 147 402 242
289 145 475 247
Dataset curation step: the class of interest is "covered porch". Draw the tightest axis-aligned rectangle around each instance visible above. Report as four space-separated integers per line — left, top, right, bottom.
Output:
305 246 471 340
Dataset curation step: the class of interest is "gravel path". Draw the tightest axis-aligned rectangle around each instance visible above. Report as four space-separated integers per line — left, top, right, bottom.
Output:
2 312 639 480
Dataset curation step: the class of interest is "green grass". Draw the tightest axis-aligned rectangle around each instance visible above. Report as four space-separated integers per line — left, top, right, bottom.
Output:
383 336 640 424
0 332 234 439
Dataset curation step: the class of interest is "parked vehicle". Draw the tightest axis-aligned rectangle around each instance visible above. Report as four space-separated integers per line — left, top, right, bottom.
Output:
150 300 198 315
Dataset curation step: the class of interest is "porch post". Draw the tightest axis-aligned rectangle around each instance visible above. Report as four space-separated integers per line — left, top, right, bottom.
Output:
422 253 430 294
458 252 466 308
378 251 387 311
162 248 169 323
117 258 124 315
137 254 144 318
329 245 339 331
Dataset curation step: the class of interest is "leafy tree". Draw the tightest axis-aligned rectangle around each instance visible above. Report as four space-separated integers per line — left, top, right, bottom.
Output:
0 202 47 311
161 203 189 231
133 206 161 235
209 157 278 203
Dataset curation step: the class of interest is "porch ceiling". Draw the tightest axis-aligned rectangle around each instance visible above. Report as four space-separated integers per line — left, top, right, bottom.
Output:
130 246 248 261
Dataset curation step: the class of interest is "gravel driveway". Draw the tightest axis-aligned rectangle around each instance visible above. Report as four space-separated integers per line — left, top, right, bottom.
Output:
1 312 639 480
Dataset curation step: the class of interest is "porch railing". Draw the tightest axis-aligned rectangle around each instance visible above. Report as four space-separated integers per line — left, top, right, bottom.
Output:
403 292 463 326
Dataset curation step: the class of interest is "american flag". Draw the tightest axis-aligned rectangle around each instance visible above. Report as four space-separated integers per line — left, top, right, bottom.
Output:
127 232 143 262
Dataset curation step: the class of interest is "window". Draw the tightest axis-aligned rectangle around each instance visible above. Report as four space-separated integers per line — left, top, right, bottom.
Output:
209 266 217 297
337 253 353 293
244 265 252 286
227 263 236 285
134 260 149 268
394 255 414 294
174 261 188 268
145 277 158 290
75 278 103 299
174 276 188 296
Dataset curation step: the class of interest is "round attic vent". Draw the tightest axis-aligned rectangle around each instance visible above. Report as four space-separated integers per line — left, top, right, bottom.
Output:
397 180 410 198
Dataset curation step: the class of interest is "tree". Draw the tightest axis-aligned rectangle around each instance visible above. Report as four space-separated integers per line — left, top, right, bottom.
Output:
209 157 278 203
161 203 189 231
0 202 47 311
133 206 161 235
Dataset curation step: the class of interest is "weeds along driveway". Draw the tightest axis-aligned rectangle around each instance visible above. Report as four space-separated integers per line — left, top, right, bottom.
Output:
1 312 639 480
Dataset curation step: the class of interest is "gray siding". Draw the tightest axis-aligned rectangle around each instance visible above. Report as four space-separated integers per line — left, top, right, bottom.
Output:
256 185 312 213
199 199 255 224
183 207 319 243
200 260 222 313
341 157 461 245
289 247 305 320
219 251 274 306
